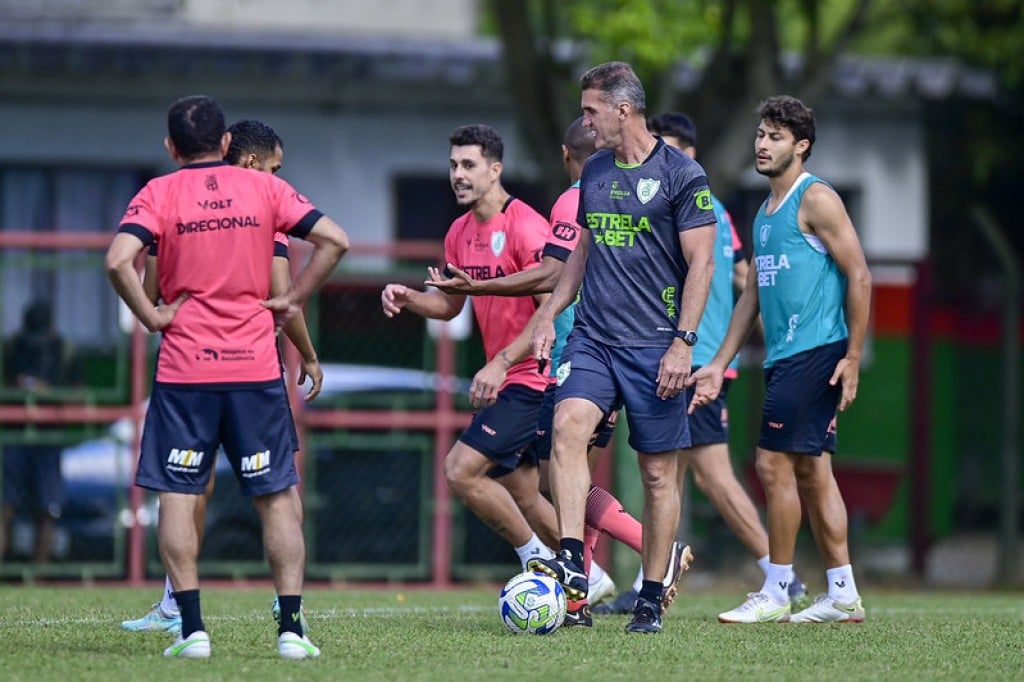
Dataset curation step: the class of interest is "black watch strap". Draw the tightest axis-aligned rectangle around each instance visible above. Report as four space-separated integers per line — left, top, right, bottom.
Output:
673 330 698 346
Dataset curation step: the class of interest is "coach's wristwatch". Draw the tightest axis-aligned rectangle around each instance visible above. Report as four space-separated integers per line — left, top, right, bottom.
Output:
673 330 698 346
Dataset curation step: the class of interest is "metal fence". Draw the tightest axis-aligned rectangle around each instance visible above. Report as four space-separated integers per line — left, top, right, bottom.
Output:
0 232 540 585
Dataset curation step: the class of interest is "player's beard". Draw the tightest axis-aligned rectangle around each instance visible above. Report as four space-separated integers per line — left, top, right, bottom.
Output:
757 149 796 178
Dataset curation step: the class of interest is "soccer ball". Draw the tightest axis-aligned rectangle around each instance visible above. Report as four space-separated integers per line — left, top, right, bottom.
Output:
498 571 567 635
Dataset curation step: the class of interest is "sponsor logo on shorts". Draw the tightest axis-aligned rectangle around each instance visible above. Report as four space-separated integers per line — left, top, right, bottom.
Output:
167 448 205 473
240 449 271 478
556 362 571 386
768 421 784 430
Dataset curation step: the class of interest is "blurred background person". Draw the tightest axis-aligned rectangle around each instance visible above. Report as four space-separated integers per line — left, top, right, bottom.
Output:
2 299 82 563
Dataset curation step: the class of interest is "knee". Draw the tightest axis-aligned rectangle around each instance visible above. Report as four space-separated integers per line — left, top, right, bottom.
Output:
639 459 676 493
551 409 588 456
755 455 789 491
444 456 472 497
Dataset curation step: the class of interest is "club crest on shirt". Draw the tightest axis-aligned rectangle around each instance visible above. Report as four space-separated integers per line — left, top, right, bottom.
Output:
759 222 772 246
490 230 506 256
637 178 661 204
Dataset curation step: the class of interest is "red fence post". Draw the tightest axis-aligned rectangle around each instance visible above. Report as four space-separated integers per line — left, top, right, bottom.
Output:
909 260 933 577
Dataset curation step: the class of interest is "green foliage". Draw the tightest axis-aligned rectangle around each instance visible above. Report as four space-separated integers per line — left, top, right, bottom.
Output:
1 586 1023 681
860 0 1024 88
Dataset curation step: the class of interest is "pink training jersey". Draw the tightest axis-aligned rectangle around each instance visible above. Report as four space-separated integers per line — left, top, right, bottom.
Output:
118 161 322 385
547 185 583 254
443 198 550 392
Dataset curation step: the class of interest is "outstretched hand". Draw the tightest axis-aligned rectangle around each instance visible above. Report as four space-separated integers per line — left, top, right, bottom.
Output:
381 283 410 318
685 365 723 414
425 263 477 294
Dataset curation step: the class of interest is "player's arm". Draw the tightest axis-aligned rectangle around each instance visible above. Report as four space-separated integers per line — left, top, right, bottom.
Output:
801 182 872 411
657 222 716 398
530 232 588 364
105 233 185 332
470 293 550 408
142 253 160 305
426 256 564 296
264 215 349 322
687 242 761 411
272 255 323 401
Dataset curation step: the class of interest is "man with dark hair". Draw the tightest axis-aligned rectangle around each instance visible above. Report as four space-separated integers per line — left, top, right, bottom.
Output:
223 119 285 171
426 117 694 625
689 95 871 623
596 112 810 615
106 94 349 658
2 299 82 564
122 117 320 636
529 62 717 635
381 124 561 579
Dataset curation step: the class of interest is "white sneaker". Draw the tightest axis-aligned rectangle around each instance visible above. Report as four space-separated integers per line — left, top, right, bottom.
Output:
278 631 321 660
718 592 791 623
163 630 211 658
588 570 617 605
791 593 865 623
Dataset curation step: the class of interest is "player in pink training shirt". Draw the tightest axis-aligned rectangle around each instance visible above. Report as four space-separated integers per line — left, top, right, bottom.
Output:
105 95 348 660
381 124 561 577
426 118 692 625
122 119 318 636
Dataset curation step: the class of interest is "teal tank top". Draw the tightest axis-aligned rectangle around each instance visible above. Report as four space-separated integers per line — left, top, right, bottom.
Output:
692 193 740 371
753 173 848 367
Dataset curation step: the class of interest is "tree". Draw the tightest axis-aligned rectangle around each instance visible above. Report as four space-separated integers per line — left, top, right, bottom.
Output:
489 0 873 198
489 0 1022 197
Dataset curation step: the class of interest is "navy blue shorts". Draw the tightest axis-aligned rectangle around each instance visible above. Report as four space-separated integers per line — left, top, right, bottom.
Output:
528 384 618 465
459 383 544 472
556 332 690 453
2 444 64 513
759 340 846 455
685 376 731 447
137 381 300 496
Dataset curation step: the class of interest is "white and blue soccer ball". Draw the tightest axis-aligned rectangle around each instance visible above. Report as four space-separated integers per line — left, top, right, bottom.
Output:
498 571 567 635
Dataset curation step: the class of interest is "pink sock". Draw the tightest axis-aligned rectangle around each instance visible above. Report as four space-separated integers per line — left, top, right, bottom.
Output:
585 485 643 555
583 524 601 574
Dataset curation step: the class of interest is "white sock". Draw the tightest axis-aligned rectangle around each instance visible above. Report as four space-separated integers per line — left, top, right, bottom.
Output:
756 554 771 577
588 561 607 587
514 534 553 569
160 575 179 616
826 564 859 602
760 563 793 605
631 567 644 593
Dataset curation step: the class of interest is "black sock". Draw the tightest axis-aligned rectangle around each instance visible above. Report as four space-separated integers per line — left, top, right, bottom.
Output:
277 595 304 637
172 589 205 638
638 579 664 608
559 538 585 570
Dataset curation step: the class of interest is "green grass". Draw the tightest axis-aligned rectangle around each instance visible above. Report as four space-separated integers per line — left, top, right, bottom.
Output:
1 586 1022 681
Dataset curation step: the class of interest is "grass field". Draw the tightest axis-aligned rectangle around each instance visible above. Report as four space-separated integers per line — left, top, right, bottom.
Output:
1 585 1022 681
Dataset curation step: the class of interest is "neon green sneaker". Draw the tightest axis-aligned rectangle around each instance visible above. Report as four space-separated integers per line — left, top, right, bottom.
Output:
271 597 310 632
121 603 182 633
163 630 211 658
791 594 866 623
278 632 321 660
718 592 791 623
